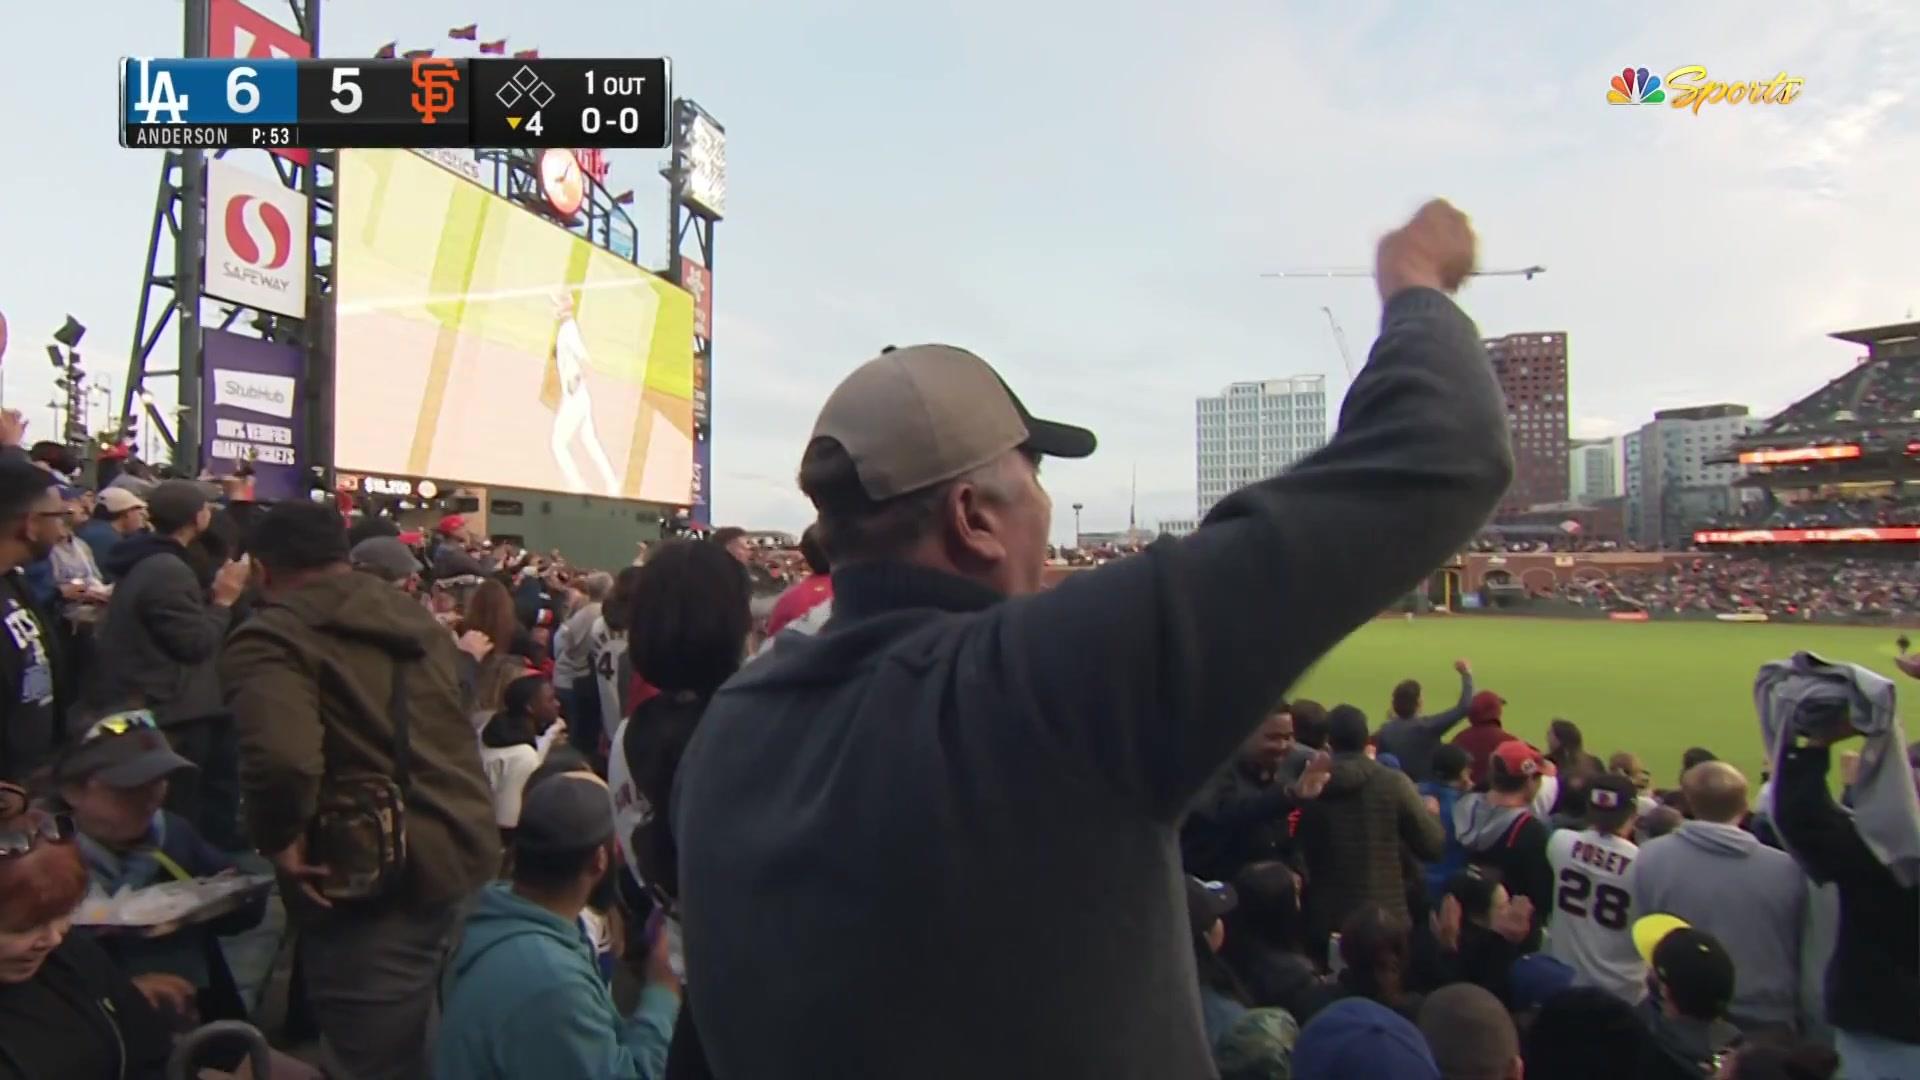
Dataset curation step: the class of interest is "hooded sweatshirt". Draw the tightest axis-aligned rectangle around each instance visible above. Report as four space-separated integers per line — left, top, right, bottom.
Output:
435 881 676 1080
95 533 232 728
1451 713 1519 788
1452 793 1553 939
1633 821 1807 1029
1298 754 1444 944
219 569 499 915
1417 779 1470 900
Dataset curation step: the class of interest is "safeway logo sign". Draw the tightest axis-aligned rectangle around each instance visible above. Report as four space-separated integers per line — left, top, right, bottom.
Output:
206 160 307 318
225 196 292 270
213 369 297 419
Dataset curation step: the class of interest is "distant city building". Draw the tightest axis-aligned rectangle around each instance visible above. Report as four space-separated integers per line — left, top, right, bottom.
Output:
1569 437 1620 502
1157 518 1197 538
1624 404 1762 547
1076 528 1154 548
1195 376 1329 517
1485 332 1570 514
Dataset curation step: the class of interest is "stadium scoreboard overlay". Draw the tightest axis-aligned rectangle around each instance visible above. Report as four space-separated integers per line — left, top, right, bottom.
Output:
121 57 672 149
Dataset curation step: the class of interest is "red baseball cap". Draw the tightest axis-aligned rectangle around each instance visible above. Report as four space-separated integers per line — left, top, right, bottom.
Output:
398 530 425 546
1468 690 1505 724
436 514 468 537
1491 740 1555 780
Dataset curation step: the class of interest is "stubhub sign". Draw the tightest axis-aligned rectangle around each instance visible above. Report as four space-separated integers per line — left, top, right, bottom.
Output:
214 369 297 419
200 330 305 501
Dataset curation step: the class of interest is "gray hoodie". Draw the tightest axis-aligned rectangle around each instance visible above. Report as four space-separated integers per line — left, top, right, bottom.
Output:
1633 821 1808 1029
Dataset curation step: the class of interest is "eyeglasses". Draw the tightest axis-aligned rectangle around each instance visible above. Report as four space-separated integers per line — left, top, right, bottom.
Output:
0 811 75 859
81 709 159 743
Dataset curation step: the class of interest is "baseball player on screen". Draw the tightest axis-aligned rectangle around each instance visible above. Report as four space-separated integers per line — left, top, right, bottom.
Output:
548 292 621 496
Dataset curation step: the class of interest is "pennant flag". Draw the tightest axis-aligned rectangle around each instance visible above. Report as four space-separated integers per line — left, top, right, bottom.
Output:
448 24 478 40
479 39 507 55
514 49 540 59
403 48 436 59
372 42 397 59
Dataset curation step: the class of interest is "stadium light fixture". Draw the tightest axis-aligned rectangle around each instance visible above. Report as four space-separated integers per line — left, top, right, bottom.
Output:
52 315 85 349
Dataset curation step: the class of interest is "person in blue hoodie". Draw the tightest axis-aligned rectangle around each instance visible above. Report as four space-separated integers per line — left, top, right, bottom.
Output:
1419 744 1474 903
436 772 679 1080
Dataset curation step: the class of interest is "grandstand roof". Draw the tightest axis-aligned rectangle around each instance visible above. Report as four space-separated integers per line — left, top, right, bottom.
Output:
1830 321 1920 352
1742 319 1920 444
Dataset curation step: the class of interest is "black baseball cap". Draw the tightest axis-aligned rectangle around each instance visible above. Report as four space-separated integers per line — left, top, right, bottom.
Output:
57 715 196 788
1186 875 1238 938
1585 773 1640 827
1634 915 1735 1019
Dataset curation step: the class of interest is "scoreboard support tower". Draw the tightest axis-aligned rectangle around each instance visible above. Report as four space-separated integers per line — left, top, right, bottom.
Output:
121 0 710 516
120 0 333 480
663 100 722 527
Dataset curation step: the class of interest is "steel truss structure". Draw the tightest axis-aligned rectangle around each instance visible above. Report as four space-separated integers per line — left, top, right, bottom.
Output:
122 0 708 514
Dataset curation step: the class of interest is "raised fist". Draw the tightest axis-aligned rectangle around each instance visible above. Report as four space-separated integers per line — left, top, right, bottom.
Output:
1376 198 1477 302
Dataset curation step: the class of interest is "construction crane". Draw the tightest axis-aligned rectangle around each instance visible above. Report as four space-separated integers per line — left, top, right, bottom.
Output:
1321 307 1356 379
1261 265 1547 281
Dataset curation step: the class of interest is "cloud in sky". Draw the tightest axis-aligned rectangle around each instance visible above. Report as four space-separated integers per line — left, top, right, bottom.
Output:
3 1 1914 543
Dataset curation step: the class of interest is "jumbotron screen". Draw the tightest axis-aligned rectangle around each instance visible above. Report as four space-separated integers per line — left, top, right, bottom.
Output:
333 149 695 502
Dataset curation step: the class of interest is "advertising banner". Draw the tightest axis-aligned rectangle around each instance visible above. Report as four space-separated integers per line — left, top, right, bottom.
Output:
692 429 710 525
691 355 709 427
1737 444 1861 465
206 160 309 318
1694 527 1920 544
683 259 712 341
201 329 305 501
681 106 726 218
208 0 311 164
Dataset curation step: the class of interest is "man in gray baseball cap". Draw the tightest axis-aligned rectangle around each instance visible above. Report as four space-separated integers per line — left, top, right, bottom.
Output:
350 537 423 592
674 200 1515 1078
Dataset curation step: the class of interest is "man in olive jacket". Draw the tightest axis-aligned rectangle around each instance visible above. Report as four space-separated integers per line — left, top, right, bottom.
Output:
221 501 499 1080
1299 705 1446 951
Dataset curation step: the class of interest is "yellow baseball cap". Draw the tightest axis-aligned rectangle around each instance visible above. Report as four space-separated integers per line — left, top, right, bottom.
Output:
1631 913 1690 965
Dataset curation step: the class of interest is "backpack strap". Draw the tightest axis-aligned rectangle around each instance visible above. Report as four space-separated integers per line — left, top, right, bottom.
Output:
389 661 412 796
233 619 414 796
1502 812 1535 849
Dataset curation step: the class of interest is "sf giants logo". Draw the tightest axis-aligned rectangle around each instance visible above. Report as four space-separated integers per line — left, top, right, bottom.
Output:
410 58 459 124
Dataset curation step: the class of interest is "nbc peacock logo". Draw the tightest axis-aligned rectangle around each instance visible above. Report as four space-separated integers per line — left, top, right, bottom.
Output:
1608 67 1664 104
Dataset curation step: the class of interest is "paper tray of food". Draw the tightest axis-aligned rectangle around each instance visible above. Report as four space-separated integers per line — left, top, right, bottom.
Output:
74 873 273 935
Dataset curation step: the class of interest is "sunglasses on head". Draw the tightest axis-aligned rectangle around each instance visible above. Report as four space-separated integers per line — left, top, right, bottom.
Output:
0 811 75 859
81 709 160 743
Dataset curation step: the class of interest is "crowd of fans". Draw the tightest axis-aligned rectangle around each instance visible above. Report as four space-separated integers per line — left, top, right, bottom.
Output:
1469 534 1640 554
1174 656 1918 1079
1704 491 1920 530
1851 358 1920 424
0 418 853 1077
0 205 1914 1080
1553 556 1920 619
1759 355 1920 435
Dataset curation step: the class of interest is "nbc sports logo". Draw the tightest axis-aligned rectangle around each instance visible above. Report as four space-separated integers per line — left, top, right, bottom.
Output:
1607 67 1664 104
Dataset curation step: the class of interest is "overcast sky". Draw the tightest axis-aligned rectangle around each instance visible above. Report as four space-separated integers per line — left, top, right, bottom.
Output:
5 0 1916 542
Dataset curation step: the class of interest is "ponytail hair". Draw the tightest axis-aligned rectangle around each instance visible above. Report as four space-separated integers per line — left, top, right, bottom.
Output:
620 540 754 906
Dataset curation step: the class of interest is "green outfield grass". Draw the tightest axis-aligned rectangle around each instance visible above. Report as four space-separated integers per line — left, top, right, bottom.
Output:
1290 617 1913 785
